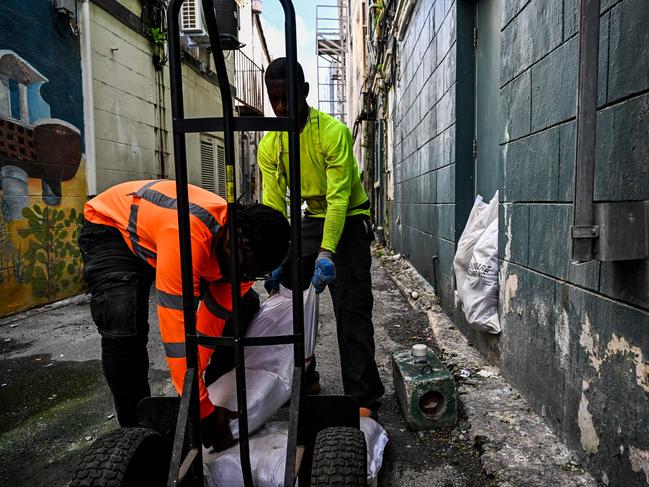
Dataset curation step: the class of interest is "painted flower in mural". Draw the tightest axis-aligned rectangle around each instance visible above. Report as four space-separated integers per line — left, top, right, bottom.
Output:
0 50 82 220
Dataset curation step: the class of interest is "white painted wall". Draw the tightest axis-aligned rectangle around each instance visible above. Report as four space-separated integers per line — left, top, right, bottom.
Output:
89 2 236 193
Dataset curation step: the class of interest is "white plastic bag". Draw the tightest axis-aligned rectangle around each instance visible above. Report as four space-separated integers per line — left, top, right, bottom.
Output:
461 217 500 333
203 418 388 487
207 285 319 438
453 192 500 334
453 195 490 293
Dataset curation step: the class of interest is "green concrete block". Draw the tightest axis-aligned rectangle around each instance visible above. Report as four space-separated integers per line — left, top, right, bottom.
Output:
528 204 571 280
392 346 457 430
501 0 563 83
595 92 649 201
436 164 455 203
502 126 560 201
564 0 579 39
531 36 578 130
501 203 529 265
500 69 531 143
599 260 649 309
568 260 601 292
436 237 456 306
608 0 649 103
436 204 455 242
558 121 576 202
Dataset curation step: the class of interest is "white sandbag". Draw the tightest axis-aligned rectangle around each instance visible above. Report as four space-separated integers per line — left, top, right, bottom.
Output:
361 417 389 486
453 192 498 301
453 195 490 294
204 422 289 487
203 418 388 487
461 216 501 334
207 285 319 438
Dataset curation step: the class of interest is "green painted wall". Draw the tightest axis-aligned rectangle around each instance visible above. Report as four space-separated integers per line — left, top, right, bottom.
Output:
499 1 649 484
392 0 459 307
391 0 649 483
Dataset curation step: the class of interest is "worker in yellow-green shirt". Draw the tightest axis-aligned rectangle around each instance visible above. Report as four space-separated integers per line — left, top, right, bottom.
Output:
258 58 384 418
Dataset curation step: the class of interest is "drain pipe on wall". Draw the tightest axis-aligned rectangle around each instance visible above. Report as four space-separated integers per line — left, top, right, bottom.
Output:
571 0 601 261
80 0 97 196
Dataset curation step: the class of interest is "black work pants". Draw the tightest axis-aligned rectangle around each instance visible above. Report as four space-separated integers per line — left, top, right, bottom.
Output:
79 222 260 426
78 221 155 427
281 214 385 409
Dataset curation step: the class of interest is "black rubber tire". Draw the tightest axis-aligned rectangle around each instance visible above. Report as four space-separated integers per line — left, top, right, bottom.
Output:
311 426 367 487
70 427 169 487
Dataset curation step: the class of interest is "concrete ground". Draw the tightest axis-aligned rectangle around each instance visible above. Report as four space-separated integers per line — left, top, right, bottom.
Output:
0 250 589 487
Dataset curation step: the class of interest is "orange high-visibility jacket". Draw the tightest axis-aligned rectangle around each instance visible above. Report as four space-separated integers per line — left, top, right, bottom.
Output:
84 179 252 419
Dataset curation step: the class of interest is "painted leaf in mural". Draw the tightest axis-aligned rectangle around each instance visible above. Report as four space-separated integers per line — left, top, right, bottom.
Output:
14 203 84 299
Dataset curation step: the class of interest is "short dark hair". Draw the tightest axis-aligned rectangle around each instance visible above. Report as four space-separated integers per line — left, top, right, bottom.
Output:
265 57 305 86
238 203 289 274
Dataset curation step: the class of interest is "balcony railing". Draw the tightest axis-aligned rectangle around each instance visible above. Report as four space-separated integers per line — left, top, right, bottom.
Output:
234 50 264 116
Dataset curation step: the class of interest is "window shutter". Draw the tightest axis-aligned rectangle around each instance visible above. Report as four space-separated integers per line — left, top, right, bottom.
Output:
200 136 215 192
216 144 226 198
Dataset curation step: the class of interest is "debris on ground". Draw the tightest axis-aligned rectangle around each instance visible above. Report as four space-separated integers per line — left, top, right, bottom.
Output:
458 368 472 379
377 246 597 486
476 370 497 379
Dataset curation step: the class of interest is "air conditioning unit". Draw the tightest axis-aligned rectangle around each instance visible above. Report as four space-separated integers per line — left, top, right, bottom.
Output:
54 0 75 16
180 0 207 37
180 0 240 49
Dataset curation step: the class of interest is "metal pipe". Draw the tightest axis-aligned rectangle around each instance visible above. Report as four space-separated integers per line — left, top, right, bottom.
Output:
166 1 204 484
572 0 601 261
200 1 254 485
79 0 97 195
278 1 305 485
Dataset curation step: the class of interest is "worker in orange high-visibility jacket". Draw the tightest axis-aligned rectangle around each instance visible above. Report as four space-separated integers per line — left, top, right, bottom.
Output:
78 179 290 451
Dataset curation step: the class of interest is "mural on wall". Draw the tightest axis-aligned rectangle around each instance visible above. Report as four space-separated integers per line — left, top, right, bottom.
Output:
0 50 86 316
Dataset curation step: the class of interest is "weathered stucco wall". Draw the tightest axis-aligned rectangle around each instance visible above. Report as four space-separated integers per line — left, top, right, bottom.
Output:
0 0 87 316
90 2 161 189
392 0 458 307
90 1 229 192
498 1 649 484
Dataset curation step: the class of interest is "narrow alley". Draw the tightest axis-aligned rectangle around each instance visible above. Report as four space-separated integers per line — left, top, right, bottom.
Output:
1 0 648 486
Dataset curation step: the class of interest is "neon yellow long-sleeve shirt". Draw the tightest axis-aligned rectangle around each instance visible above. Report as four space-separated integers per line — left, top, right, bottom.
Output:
258 107 370 252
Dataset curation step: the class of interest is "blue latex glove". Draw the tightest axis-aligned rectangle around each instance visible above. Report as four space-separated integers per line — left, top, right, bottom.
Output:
311 251 336 294
264 266 284 294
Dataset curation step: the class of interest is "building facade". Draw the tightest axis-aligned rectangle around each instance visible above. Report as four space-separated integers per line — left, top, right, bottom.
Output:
237 0 271 202
351 0 649 484
0 0 241 316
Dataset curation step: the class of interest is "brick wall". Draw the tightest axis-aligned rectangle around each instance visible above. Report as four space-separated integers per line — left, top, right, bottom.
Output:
499 0 649 483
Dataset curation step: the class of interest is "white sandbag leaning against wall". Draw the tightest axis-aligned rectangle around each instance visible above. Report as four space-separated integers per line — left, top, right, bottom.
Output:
453 192 500 334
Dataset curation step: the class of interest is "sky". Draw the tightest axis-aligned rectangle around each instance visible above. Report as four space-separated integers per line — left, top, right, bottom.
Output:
259 1 337 109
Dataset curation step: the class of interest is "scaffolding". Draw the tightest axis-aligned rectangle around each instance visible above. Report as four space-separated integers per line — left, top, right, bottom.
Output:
316 2 347 123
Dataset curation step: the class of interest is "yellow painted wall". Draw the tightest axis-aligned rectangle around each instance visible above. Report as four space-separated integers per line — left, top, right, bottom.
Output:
0 164 87 316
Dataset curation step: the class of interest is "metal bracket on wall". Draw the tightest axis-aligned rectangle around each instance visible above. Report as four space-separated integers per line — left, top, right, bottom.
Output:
593 201 649 261
571 225 599 239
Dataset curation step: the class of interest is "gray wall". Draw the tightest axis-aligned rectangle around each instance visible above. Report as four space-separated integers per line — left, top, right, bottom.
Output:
391 0 649 484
